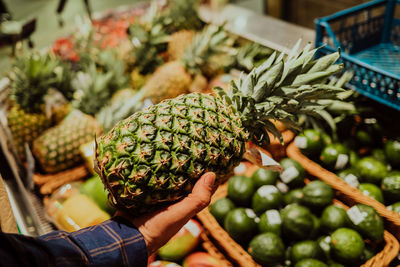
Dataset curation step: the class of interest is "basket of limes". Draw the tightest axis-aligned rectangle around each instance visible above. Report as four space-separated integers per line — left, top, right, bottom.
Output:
197 162 399 267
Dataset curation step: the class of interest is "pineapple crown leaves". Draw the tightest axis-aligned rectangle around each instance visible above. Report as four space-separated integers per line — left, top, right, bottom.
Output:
9 53 61 113
236 42 274 72
214 41 347 146
182 24 233 75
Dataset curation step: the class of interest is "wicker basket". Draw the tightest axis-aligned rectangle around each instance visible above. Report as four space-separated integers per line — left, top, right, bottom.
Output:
201 232 233 267
287 142 400 240
33 165 89 195
198 181 399 267
264 130 295 161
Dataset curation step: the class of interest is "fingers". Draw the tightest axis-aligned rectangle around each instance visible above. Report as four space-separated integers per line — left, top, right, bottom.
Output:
186 172 217 214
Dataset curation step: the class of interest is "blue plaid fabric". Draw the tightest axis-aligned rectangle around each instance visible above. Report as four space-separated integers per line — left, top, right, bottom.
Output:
0 217 147 267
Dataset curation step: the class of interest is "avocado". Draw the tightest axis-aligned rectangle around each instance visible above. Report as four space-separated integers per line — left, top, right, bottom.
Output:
347 204 384 241
280 158 306 188
258 209 282 235
252 185 283 214
283 188 303 205
209 198 236 225
358 183 384 203
294 258 328 267
224 208 258 244
291 240 323 263
301 181 333 209
248 232 285 265
251 168 279 188
320 205 349 233
227 176 255 206
385 140 400 168
320 143 349 171
330 228 364 263
381 171 400 203
281 204 314 240
356 157 387 184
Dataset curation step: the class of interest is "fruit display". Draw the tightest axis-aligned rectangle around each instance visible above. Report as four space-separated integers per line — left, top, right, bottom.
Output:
205 161 398 266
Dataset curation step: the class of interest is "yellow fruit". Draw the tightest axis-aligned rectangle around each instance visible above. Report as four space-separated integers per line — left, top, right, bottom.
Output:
79 140 96 174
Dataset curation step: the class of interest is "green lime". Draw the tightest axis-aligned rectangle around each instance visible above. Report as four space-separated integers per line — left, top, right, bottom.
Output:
381 171 400 203
320 205 349 233
388 202 400 213
291 240 323 263
252 185 283 214
331 228 364 263
248 232 285 265
251 168 279 188
279 158 306 188
320 143 349 171
361 247 375 262
356 157 387 184
371 149 387 164
283 188 303 205
349 150 359 167
301 181 333 209
281 204 314 240
347 204 384 241
310 214 321 239
358 183 384 203
337 168 360 188
227 176 255 206
355 130 373 147
385 140 400 168
209 198 236 225
294 259 328 267
321 133 332 146
295 129 324 157
224 208 258 244
258 209 281 235
317 235 331 258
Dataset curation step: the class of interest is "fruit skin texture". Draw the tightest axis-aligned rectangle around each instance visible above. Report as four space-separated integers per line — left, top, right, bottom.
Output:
281 204 314 240
258 209 281 235
291 240 323 263
388 202 400 213
252 185 283 214
320 143 349 171
320 205 349 233
182 252 221 267
301 180 333 209
296 129 323 157
96 93 246 214
294 258 328 267
330 228 364 263
251 168 278 188
385 140 400 167
34 110 102 173
248 232 285 265
227 176 255 206
280 158 306 188
348 204 384 241
283 189 303 205
381 171 400 203
358 183 384 203
7 106 51 161
356 157 387 184
224 208 258 244
209 198 236 225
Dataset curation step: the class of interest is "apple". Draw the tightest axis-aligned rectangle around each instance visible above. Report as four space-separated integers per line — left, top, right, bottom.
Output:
183 252 221 267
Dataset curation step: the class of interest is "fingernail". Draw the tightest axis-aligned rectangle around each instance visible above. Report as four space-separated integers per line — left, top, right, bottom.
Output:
204 172 216 188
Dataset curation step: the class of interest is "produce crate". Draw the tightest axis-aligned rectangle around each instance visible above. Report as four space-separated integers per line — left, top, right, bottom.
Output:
198 180 399 267
200 232 233 267
315 0 400 111
286 141 400 240
264 130 295 161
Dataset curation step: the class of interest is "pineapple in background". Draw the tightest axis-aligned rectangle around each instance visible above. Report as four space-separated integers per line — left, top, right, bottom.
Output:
7 53 61 161
167 30 195 61
143 24 232 103
235 42 274 72
95 42 345 214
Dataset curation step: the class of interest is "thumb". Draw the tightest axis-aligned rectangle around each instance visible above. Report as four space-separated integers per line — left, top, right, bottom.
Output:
187 172 216 213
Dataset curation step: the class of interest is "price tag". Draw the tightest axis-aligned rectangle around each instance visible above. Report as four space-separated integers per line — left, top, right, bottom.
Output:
266 209 281 225
344 174 359 188
319 236 331 251
335 154 349 170
245 209 257 219
281 166 299 184
276 182 289 193
234 162 246 174
258 185 278 199
185 220 201 237
294 136 308 149
347 206 366 225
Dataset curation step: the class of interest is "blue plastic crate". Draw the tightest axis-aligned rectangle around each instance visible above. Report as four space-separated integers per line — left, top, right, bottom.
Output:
315 0 400 110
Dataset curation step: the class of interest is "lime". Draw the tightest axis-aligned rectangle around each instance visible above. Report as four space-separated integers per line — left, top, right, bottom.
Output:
321 133 332 146
337 168 360 188
385 140 400 167
280 158 305 188
388 202 400 213
251 168 278 188
281 204 314 240
331 228 364 263
248 232 285 265
310 214 321 239
371 149 386 164
294 259 328 267
209 198 236 225
252 185 283 214
224 208 258 244
347 204 384 241
358 183 384 203
355 129 373 147
320 205 349 233
291 240 323 263
258 209 281 235
381 171 400 203
349 150 359 167
301 181 333 209
295 129 324 157
356 157 387 184
320 143 349 171
227 176 255 206
283 188 303 205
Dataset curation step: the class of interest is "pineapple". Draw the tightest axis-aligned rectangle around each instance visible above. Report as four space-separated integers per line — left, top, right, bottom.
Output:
33 110 102 173
7 53 60 161
167 30 195 61
95 42 345 214
143 24 232 103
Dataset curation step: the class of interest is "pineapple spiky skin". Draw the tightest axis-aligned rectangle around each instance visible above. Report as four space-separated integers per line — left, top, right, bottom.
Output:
33 110 102 173
95 93 246 214
143 61 192 103
167 30 195 61
7 106 51 161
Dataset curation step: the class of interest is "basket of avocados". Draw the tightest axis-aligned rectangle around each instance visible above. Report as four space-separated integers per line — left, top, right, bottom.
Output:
287 141 400 239
197 164 399 267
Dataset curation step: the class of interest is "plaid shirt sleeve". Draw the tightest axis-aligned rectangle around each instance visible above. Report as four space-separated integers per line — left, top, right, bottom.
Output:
0 216 148 267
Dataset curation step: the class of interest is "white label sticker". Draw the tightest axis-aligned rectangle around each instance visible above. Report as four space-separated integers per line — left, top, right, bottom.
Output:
245 208 257 219
276 182 289 193
185 219 201 237
344 174 359 188
335 154 349 170
254 217 260 223
266 209 281 225
260 151 281 170
258 185 279 199
281 166 299 183
347 206 367 225
319 236 331 251
294 136 308 149
234 162 246 174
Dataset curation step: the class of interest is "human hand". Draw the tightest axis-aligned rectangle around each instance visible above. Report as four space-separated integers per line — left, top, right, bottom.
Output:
117 172 217 255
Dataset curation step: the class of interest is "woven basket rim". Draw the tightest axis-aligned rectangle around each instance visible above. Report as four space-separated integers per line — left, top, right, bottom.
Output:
199 176 399 267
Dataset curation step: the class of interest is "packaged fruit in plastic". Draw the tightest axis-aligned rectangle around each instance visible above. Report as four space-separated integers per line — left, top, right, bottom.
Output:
45 183 110 232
